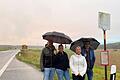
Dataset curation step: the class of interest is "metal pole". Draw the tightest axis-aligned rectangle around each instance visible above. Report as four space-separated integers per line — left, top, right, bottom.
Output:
103 30 107 80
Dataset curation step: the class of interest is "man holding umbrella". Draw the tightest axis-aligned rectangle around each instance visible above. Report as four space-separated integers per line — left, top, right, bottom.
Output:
41 31 72 80
40 40 56 80
81 41 95 80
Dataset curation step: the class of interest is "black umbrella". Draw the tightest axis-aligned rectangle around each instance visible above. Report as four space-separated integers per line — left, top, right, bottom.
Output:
42 31 72 44
70 38 100 52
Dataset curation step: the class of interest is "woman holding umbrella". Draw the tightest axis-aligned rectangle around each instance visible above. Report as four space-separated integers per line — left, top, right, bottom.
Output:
70 46 87 80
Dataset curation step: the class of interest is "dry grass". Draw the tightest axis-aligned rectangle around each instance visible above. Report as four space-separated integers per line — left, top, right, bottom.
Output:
95 49 120 72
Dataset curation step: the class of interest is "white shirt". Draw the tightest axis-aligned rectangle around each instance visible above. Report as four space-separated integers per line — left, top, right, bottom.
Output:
70 54 87 77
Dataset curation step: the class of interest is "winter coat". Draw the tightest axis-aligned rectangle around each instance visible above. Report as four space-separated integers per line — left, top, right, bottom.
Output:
54 51 69 71
70 54 87 77
40 45 56 71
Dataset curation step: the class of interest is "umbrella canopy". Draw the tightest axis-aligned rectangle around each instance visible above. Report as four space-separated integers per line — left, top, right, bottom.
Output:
42 31 72 44
70 38 100 52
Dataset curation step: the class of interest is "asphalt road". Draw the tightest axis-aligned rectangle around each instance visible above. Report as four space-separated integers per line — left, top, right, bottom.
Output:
0 50 43 80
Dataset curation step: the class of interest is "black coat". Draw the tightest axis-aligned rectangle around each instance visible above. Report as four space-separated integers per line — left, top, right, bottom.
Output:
40 45 56 71
55 51 70 71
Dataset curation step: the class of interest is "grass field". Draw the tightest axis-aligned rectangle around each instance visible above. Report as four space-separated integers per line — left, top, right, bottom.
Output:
16 48 120 80
0 48 10 51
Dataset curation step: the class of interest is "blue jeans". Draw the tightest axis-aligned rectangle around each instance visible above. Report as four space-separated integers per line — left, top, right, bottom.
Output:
84 69 93 80
44 68 55 80
56 69 70 80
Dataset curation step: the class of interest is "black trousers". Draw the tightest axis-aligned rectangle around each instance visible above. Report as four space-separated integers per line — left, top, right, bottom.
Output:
72 74 84 80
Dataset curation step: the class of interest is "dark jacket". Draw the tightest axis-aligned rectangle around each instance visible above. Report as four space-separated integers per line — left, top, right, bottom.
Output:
81 48 95 69
54 51 70 71
40 45 56 71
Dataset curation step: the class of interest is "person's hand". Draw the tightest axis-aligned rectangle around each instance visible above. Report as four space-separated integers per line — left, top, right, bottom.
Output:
78 73 81 76
41 68 44 72
74 72 79 76
75 74 78 76
90 66 94 69
67 68 69 70
54 49 57 54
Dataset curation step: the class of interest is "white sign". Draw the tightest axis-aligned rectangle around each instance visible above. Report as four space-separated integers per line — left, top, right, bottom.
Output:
111 65 116 74
98 12 110 30
100 51 109 65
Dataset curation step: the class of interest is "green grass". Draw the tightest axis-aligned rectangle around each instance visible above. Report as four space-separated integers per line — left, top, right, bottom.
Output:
16 49 40 69
0 48 10 51
16 48 120 80
93 65 120 80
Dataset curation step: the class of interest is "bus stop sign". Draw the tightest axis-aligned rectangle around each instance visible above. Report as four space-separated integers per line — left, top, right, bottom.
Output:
98 12 110 30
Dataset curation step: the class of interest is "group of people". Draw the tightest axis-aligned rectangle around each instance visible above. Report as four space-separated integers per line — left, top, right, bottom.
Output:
40 40 95 80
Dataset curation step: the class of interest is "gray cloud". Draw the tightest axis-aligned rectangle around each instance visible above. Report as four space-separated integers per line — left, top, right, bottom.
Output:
0 0 120 45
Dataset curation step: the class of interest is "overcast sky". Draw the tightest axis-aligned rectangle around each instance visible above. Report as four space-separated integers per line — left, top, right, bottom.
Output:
0 0 120 45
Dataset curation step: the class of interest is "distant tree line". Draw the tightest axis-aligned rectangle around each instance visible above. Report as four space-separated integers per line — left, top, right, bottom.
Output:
98 42 120 49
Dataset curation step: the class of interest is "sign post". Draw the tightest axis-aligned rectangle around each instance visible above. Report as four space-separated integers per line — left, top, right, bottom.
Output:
98 12 111 80
110 65 116 80
100 51 109 66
